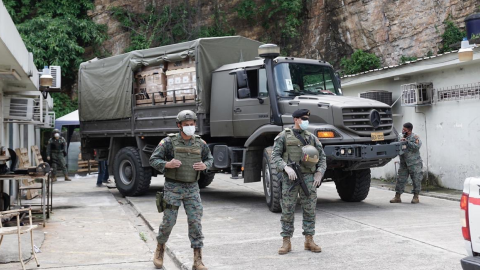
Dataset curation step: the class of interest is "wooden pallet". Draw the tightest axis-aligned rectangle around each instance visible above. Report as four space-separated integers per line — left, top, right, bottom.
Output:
31 145 44 166
77 153 98 173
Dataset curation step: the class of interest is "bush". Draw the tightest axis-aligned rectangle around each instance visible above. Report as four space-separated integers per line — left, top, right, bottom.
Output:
440 19 465 53
340 50 382 75
400 55 418 64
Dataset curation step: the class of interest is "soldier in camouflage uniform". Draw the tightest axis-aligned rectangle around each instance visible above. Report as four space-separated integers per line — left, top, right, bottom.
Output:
271 109 327 255
47 129 71 181
390 122 423 204
149 110 213 270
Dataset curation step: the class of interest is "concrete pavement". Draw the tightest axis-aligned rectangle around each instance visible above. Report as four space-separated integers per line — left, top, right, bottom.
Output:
127 174 465 270
0 175 179 270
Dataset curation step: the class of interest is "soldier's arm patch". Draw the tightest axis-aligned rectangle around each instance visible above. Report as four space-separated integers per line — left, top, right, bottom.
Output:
158 139 165 146
415 139 419 144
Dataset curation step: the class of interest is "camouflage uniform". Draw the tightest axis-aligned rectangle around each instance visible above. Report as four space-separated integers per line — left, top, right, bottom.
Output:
47 137 68 178
149 133 213 248
396 132 423 194
271 128 327 237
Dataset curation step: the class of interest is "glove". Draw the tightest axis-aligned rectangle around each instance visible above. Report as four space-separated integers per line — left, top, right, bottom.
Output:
314 171 323 187
63 151 67 157
47 156 50 161
284 166 297 181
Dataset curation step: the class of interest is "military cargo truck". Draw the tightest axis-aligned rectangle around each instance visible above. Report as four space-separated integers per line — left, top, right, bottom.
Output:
79 36 403 212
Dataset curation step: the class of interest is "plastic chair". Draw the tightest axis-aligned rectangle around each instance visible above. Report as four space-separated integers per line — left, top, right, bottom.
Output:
0 208 40 270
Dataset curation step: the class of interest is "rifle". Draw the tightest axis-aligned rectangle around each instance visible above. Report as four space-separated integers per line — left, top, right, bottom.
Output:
286 155 310 196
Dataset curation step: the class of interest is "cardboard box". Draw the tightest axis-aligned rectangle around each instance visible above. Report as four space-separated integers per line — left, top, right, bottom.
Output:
168 57 195 70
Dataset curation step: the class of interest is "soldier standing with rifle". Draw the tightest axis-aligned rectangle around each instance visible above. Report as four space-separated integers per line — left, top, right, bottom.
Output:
271 109 327 255
149 110 213 270
47 129 71 181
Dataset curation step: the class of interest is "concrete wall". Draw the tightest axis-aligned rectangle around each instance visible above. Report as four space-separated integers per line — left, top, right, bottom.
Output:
342 59 480 190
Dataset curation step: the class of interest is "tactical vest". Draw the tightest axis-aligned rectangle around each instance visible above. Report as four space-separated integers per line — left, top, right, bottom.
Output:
282 128 316 174
164 134 203 183
50 139 64 151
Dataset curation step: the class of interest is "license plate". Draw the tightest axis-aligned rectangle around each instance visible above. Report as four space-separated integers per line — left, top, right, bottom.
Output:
371 132 384 141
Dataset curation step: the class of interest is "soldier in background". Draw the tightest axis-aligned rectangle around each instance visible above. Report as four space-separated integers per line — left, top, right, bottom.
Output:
390 122 423 204
271 109 327 255
47 129 71 181
149 110 213 270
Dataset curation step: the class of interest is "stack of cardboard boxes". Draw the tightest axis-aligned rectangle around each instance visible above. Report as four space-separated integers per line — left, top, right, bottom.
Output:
135 58 196 106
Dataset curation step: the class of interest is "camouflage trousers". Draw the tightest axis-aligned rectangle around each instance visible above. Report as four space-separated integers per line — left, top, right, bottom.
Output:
396 162 423 194
281 173 317 237
157 181 204 248
51 152 68 177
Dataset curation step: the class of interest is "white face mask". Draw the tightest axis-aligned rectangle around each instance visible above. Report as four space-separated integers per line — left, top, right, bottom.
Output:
182 126 196 136
54 133 60 139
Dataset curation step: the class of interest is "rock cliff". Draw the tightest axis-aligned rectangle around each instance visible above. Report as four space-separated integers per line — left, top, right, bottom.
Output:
89 0 480 67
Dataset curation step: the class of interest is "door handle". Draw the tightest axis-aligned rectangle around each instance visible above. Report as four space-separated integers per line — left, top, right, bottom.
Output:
234 108 242 113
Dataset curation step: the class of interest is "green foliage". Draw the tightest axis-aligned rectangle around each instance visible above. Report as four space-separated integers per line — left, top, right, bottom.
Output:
111 3 234 52
400 55 418 64
237 0 304 53
426 50 434 57
340 50 381 75
51 93 78 119
440 19 466 53
471 33 480 40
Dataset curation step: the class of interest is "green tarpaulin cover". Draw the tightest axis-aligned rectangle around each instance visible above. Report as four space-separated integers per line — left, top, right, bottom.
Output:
78 36 262 121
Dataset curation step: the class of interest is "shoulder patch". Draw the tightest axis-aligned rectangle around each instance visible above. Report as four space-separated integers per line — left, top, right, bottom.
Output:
158 139 165 146
414 135 419 139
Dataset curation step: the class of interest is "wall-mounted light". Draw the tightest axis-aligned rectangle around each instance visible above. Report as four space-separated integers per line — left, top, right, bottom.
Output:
39 66 53 87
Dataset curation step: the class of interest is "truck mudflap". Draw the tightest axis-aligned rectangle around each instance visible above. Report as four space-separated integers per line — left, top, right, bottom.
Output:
461 256 480 270
323 142 404 161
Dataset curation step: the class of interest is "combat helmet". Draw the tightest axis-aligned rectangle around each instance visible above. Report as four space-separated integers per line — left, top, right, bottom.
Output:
176 110 197 123
52 129 60 137
300 145 319 168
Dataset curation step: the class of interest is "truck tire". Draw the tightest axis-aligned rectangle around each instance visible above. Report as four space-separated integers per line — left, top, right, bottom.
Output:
262 147 282 213
114 147 152 196
334 169 371 202
198 171 215 188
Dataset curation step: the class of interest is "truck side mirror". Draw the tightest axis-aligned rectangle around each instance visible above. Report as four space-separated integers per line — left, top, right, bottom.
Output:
230 68 248 89
238 88 251 99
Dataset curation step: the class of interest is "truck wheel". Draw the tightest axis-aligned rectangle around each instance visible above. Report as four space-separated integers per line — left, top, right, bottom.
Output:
262 147 282 213
114 147 152 196
334 169 371 202
198 171 215 188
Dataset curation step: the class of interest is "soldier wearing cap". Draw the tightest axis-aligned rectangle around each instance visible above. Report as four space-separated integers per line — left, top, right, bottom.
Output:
271 109 327 255
149 110 213 270
390 122 423 204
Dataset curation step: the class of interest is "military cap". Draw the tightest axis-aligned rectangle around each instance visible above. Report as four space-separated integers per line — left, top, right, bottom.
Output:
292 109 310 118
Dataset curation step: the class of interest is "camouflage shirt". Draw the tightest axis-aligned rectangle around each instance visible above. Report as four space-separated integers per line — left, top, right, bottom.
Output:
271 128 327 175
149 133 214 173
47 137 67 156
399 132 422 166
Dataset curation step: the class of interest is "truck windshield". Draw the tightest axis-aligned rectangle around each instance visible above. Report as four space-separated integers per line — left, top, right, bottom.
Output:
274 63 340 97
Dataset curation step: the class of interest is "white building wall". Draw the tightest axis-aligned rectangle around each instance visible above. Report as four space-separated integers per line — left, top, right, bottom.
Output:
342 60 480 190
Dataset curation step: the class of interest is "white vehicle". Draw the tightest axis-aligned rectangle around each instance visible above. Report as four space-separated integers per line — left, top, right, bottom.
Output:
461 177 480 270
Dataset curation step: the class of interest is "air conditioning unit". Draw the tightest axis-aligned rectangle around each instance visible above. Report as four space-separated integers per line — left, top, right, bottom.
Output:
3 97 35 121
360 90 393 105
50 66 61 89
401 82 433 106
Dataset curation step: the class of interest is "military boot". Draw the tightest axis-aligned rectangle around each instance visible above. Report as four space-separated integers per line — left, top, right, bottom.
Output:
64 174 72 181
51 175 57 182
278 237 292 255
304 235 322 253
411 193 420 204
389 192 402 203
193 248 207 270
153 243 165 269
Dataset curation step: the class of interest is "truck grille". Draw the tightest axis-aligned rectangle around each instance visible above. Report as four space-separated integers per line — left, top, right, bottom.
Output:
342 107 393 135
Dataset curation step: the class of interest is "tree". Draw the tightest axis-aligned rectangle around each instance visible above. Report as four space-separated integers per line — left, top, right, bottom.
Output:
340 50 381 75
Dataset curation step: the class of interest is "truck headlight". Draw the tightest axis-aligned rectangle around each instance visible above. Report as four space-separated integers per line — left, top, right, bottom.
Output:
340 149 345 155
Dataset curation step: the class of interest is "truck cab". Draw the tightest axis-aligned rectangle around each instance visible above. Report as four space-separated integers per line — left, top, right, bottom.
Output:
461 177 480 269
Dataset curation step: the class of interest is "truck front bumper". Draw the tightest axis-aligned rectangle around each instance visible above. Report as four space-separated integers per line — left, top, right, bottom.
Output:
323 142 403 161
461 256 480 270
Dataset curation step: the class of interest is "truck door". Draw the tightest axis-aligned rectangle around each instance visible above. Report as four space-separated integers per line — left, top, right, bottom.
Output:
233 68 270 137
